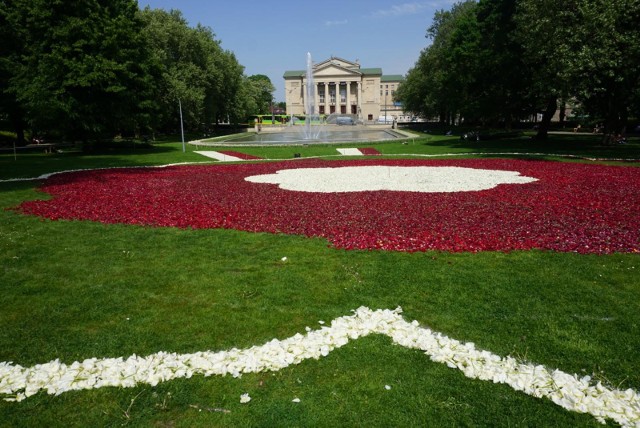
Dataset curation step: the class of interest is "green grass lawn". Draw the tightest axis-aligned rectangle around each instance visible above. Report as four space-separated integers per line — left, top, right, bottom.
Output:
0 135 639 426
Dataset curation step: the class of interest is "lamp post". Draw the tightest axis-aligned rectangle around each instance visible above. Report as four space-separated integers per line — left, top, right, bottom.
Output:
384 90 388 124
178 98 185 153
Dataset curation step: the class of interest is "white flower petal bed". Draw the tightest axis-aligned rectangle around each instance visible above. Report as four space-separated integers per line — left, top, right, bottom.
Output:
336 148 363 156
245 166 537 193
194 151 244 161
1 307 638 426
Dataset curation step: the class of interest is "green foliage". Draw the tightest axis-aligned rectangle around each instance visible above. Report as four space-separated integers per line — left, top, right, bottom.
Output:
398 0 640 135
0 2 250 143
4 0 154 140
474 0 535 125
246 74 276 115
138 8 247 132
397 1 479 124
515 0 640 135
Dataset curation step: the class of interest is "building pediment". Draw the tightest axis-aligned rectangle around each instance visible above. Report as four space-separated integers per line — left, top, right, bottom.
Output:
314 57 360 70
313 64 361 78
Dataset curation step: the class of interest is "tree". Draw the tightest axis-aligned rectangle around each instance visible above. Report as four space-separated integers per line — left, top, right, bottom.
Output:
5 0 155 142
516 0 640 139
516 0 585 139
396 1 479 125
0 0 27 144
474 0 535 127
246 74 275 114
400 0 640 139
139 8 246 131
140 9 211 132
570 0 640 137
211 49 245 125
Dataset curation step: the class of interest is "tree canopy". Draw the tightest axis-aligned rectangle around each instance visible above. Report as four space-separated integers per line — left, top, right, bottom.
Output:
246 74 275 115
0 1 267 144
397 0 640 138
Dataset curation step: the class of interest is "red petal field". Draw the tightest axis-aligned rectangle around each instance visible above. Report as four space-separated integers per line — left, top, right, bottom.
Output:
17 159 640 253
359 148 382 156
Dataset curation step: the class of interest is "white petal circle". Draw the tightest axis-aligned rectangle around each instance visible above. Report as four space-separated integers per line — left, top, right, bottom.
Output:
245 166 537 193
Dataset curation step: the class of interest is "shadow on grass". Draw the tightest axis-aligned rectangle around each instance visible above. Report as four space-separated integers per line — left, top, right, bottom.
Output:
0 140 206 181
423 133 640 159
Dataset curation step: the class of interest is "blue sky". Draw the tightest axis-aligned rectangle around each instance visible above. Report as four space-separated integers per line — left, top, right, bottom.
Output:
137 0 455 101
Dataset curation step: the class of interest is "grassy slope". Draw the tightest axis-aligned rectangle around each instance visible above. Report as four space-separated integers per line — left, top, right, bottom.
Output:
0 135 638 426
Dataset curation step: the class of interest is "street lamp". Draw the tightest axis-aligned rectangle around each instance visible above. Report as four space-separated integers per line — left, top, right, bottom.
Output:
384 90 388 124
178 98 185 153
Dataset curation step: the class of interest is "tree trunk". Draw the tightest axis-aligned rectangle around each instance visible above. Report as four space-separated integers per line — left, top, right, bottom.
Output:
535 97 557 140
16 127 25 146
601 94 626 144
10 108 27 146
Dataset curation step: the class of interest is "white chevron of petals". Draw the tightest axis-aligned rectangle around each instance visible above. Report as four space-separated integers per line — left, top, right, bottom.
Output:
1 307 638 427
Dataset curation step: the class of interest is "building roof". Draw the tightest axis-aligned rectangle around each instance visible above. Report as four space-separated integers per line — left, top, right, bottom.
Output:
360 68 382 76
381 75 405 82
283 70 305 78
284 62 383 78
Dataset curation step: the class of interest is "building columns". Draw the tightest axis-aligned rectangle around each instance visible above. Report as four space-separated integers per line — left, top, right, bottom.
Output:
357 81 362 120
306 80 363 117
346 82 351 114
313 83 319 115
324 83 329 114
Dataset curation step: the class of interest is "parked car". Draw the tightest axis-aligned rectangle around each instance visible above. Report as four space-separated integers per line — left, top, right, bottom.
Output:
336 116 355 125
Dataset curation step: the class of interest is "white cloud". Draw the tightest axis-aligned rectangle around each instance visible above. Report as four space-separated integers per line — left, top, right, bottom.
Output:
325 19 348 27
370 1 454 17
371 2 429 17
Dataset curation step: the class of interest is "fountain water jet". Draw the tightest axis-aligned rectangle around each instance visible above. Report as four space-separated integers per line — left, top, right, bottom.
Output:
303 52 324 140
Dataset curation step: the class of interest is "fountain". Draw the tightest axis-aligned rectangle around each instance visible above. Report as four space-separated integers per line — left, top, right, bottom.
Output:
206 53 407 145
303 52 324 140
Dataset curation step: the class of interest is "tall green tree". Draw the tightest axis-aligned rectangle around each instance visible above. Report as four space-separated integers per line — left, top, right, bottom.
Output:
139 8 246 131
474 0 534 127
517 0 640 139
396 1 479 125
140 8 212 132
246 74 275 114
5 0 154 141
0 0 28 144
516 0 589 139
569 0 640 136
209 49 245 125
400 0 640 138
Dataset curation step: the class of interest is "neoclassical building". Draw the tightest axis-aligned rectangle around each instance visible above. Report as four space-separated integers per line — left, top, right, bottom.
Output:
283 57 404 122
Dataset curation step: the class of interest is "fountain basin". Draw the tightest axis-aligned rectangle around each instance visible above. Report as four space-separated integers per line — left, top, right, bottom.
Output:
211 125 406 145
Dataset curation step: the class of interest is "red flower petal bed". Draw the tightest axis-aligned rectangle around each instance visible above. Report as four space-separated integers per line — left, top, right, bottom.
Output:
216 150 262 160
17 159 640 253
359 148 381 156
